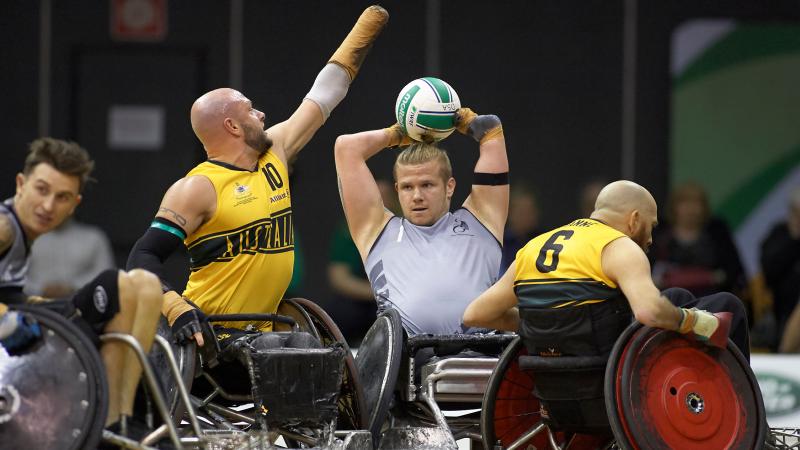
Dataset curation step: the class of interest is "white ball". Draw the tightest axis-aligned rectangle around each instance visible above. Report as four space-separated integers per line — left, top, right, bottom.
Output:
394 77 461 142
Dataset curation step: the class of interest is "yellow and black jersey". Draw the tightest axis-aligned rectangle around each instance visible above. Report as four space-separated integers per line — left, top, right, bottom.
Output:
514 219 626 309
181 150 293 330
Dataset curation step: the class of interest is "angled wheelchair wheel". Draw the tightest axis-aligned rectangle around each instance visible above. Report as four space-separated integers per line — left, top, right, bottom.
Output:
142 316 197 427
355 308 403 446
287 298 368 431
481 336 552 450
606 323 767 450
1 304 108 450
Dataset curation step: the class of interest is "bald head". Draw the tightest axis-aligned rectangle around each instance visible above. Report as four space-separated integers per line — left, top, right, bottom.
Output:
591 180 658 249
594 180 655 216
190 88 247 148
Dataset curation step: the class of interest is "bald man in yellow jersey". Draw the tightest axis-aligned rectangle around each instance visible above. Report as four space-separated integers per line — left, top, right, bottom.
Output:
463 180 750 360
127 6 389 346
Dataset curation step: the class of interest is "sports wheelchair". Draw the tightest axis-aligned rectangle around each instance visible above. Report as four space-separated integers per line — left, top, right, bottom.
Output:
481 321 800 450
140 297 372 449
355 308 515 450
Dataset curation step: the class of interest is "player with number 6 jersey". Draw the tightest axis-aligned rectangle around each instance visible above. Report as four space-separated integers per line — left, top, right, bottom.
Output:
463 180 751 360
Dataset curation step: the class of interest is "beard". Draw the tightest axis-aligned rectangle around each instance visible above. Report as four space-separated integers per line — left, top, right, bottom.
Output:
631 225 651 253
244 123 272 155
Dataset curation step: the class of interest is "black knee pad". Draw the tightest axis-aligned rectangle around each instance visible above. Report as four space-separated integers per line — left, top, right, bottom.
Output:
70 269 121 334
284 331 322 349
662 287 694 304
250 332 287 351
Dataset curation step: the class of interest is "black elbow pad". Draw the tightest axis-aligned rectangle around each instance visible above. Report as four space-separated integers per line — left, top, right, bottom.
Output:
127 218 187 291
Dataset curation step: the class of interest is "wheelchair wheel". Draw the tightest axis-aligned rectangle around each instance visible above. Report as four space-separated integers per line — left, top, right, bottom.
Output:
139 316 197 427
481 336 551 450
606 323 767 450
355 308 403 446
286 298 368 431
276 298 320 340
1 304 108 450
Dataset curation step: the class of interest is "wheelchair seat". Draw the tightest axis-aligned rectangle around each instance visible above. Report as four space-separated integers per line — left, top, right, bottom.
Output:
518 354 609 433
402 333 515 404
356 311 516 449
167 299 367 449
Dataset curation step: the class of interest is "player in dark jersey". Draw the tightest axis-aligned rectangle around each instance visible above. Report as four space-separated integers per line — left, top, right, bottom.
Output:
0 137 162 434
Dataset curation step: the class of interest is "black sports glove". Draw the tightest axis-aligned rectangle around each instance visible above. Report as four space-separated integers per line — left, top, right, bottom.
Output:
171 308 206 345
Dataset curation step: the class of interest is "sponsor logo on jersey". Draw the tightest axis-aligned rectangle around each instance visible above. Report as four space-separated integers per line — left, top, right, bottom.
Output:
270 192 288 203
233 183 257 206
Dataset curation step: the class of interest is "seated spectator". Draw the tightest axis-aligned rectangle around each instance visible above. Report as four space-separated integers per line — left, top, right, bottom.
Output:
761 186 800 350
500 184 543 273
24 218 115 298
650 181 746 298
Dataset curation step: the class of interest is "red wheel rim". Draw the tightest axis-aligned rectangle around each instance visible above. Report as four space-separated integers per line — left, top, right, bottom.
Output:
615 327 763 450
491 346 553 448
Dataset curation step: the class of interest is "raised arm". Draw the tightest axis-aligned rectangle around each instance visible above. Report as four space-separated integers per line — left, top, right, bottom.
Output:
268 6 389 166
457 108 509 243
334 126 409 260
127 175 217 346
462 262 520 332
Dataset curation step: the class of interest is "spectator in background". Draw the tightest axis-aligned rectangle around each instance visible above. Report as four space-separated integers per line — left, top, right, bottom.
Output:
500 184 543 273
24 218 115 298
761 186 800 351
326 179 398 344
579 179 606 219
649 181 746 298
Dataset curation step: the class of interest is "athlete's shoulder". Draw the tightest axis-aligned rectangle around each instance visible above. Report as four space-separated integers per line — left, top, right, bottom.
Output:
0 212 16 254
259 148 287 170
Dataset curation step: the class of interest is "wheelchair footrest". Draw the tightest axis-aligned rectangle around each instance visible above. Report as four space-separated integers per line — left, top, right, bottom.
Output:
420 357 498 401
249 345 346 425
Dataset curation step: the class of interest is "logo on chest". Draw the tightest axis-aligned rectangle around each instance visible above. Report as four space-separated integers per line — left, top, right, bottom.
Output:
233 183 258 206
452 218 473 236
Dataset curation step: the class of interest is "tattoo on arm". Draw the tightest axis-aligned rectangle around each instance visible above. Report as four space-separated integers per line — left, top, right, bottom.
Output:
158 207 188 227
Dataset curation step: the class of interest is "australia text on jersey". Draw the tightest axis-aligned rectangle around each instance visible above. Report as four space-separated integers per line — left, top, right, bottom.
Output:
186 207 293 270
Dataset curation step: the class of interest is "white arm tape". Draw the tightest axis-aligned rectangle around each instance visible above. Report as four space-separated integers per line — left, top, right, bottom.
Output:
305 63 351 120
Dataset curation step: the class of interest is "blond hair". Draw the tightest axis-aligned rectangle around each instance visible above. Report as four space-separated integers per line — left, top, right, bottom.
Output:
393 143 452 182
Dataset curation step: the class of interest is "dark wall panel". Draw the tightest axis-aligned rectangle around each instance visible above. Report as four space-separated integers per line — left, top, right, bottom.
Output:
0 3 40 197
3 0 798 303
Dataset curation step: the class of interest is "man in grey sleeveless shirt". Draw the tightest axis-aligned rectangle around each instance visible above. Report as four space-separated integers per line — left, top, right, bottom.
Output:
334 107 509 335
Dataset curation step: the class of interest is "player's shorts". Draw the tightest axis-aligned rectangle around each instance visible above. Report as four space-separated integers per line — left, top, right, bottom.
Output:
39 269 121 346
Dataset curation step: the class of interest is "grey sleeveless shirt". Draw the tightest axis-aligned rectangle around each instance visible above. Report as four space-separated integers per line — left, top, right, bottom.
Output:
0 199 30 294
365 208 501 335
